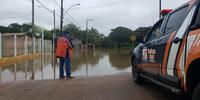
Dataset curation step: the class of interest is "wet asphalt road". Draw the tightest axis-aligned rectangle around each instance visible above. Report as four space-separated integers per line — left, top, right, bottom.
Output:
0 72 189 100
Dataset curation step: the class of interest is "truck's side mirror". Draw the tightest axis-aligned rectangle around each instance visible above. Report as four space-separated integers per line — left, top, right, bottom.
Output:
137 36 144 44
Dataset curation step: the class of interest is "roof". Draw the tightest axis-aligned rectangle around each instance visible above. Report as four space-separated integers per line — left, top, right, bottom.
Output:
2 33 27 36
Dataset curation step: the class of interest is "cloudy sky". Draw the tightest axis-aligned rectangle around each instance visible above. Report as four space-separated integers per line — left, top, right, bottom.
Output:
0 0 189 36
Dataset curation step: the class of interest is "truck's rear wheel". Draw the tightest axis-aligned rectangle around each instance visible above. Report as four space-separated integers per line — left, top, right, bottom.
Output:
132 59 144 84
192 83 200 100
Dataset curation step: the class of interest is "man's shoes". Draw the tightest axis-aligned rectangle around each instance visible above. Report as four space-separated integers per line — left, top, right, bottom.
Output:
59 76 65 79
66 76 74 79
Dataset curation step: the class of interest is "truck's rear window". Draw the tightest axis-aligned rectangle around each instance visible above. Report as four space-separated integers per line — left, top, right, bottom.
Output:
164 6 189 35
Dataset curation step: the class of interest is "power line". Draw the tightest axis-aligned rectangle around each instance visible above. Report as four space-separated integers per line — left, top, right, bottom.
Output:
36 0 61 18
63 17 73 24
65 14 80 26
36 0 61 21
46 0 57 8
76 0 130 10
36 0 80 30
55 13 73 25
0 12 31 15
36 0 52 12
47 0 60 10
0 12 50 20
94 21 111 30
63 0 73 7
0 14 31 19
61 0 64 34
53 0 60 7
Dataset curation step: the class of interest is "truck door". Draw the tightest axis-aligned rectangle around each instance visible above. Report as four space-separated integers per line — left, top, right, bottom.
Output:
161 5 196 85
141 4 195 83
141 19 164 75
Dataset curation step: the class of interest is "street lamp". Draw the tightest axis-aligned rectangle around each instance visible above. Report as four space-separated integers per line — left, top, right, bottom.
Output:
60 3 80 35
86 19 94 48
63 3 80 15
37 6 56 74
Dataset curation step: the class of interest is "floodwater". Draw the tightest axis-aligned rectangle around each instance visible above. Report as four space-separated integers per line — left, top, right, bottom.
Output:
0 49 132 82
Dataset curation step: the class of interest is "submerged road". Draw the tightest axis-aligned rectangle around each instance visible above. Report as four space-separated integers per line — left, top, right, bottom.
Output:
0 72 188 100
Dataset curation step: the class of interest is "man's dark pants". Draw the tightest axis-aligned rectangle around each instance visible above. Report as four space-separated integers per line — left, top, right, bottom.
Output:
59 56 71 78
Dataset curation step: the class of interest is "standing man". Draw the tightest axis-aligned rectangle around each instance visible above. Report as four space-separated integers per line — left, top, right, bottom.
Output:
56 32 74 79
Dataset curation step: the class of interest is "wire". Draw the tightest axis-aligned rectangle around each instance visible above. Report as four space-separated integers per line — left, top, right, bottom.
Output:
0 14 31 19
47 0 60 10
76 0 130 10
36 0 53 12
55 14 74 25
65 0 73 5
65 14 80 25
36 0 61 19
63 18 73 25
55 12 79 26
44 0 60 12
63 0 74 7
53 0 60 7
46 0 57 8
0 12 49 20
0 12 31 15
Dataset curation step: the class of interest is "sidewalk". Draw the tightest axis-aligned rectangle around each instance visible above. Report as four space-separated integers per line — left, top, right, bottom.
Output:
0 72 186 100
0 53 40 67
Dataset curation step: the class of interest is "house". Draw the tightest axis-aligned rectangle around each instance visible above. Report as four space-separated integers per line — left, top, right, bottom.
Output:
1 33 32 57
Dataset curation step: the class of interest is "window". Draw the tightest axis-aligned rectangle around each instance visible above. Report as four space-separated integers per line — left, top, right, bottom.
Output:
146 19 163 42
164 6 189 35
193 7 200 27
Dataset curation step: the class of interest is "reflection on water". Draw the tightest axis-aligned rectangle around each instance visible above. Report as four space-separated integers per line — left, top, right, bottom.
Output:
0 49 131 82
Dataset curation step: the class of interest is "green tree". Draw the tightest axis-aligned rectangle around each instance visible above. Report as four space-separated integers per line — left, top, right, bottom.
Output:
63 23 104 47
22 23 32 33
64 23 80 37
0 26 9 33
108 26 133 48
8 23 23 33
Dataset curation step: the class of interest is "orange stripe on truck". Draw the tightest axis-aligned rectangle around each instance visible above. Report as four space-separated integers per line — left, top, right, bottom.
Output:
175 36 186 88
184 29 200 92
162 32 176 75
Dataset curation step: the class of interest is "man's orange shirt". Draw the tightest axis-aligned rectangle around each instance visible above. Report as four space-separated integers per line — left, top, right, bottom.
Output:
56 37 72 58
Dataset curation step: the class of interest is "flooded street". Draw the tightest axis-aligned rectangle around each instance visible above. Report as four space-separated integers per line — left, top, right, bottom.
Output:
0 73 187 100
0 49 131 82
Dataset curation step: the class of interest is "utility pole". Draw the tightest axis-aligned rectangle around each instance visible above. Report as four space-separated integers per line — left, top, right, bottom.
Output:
86 20 88 48
60 3 80 35
53 10 55 53
0 33 1 58
85 19 93 48
53 10 56 37
159 0 161 18
31 0 41 80
60 0 64 34
37 5 56 74
32 0 35 53
30 0 35 80
53 10 56 78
